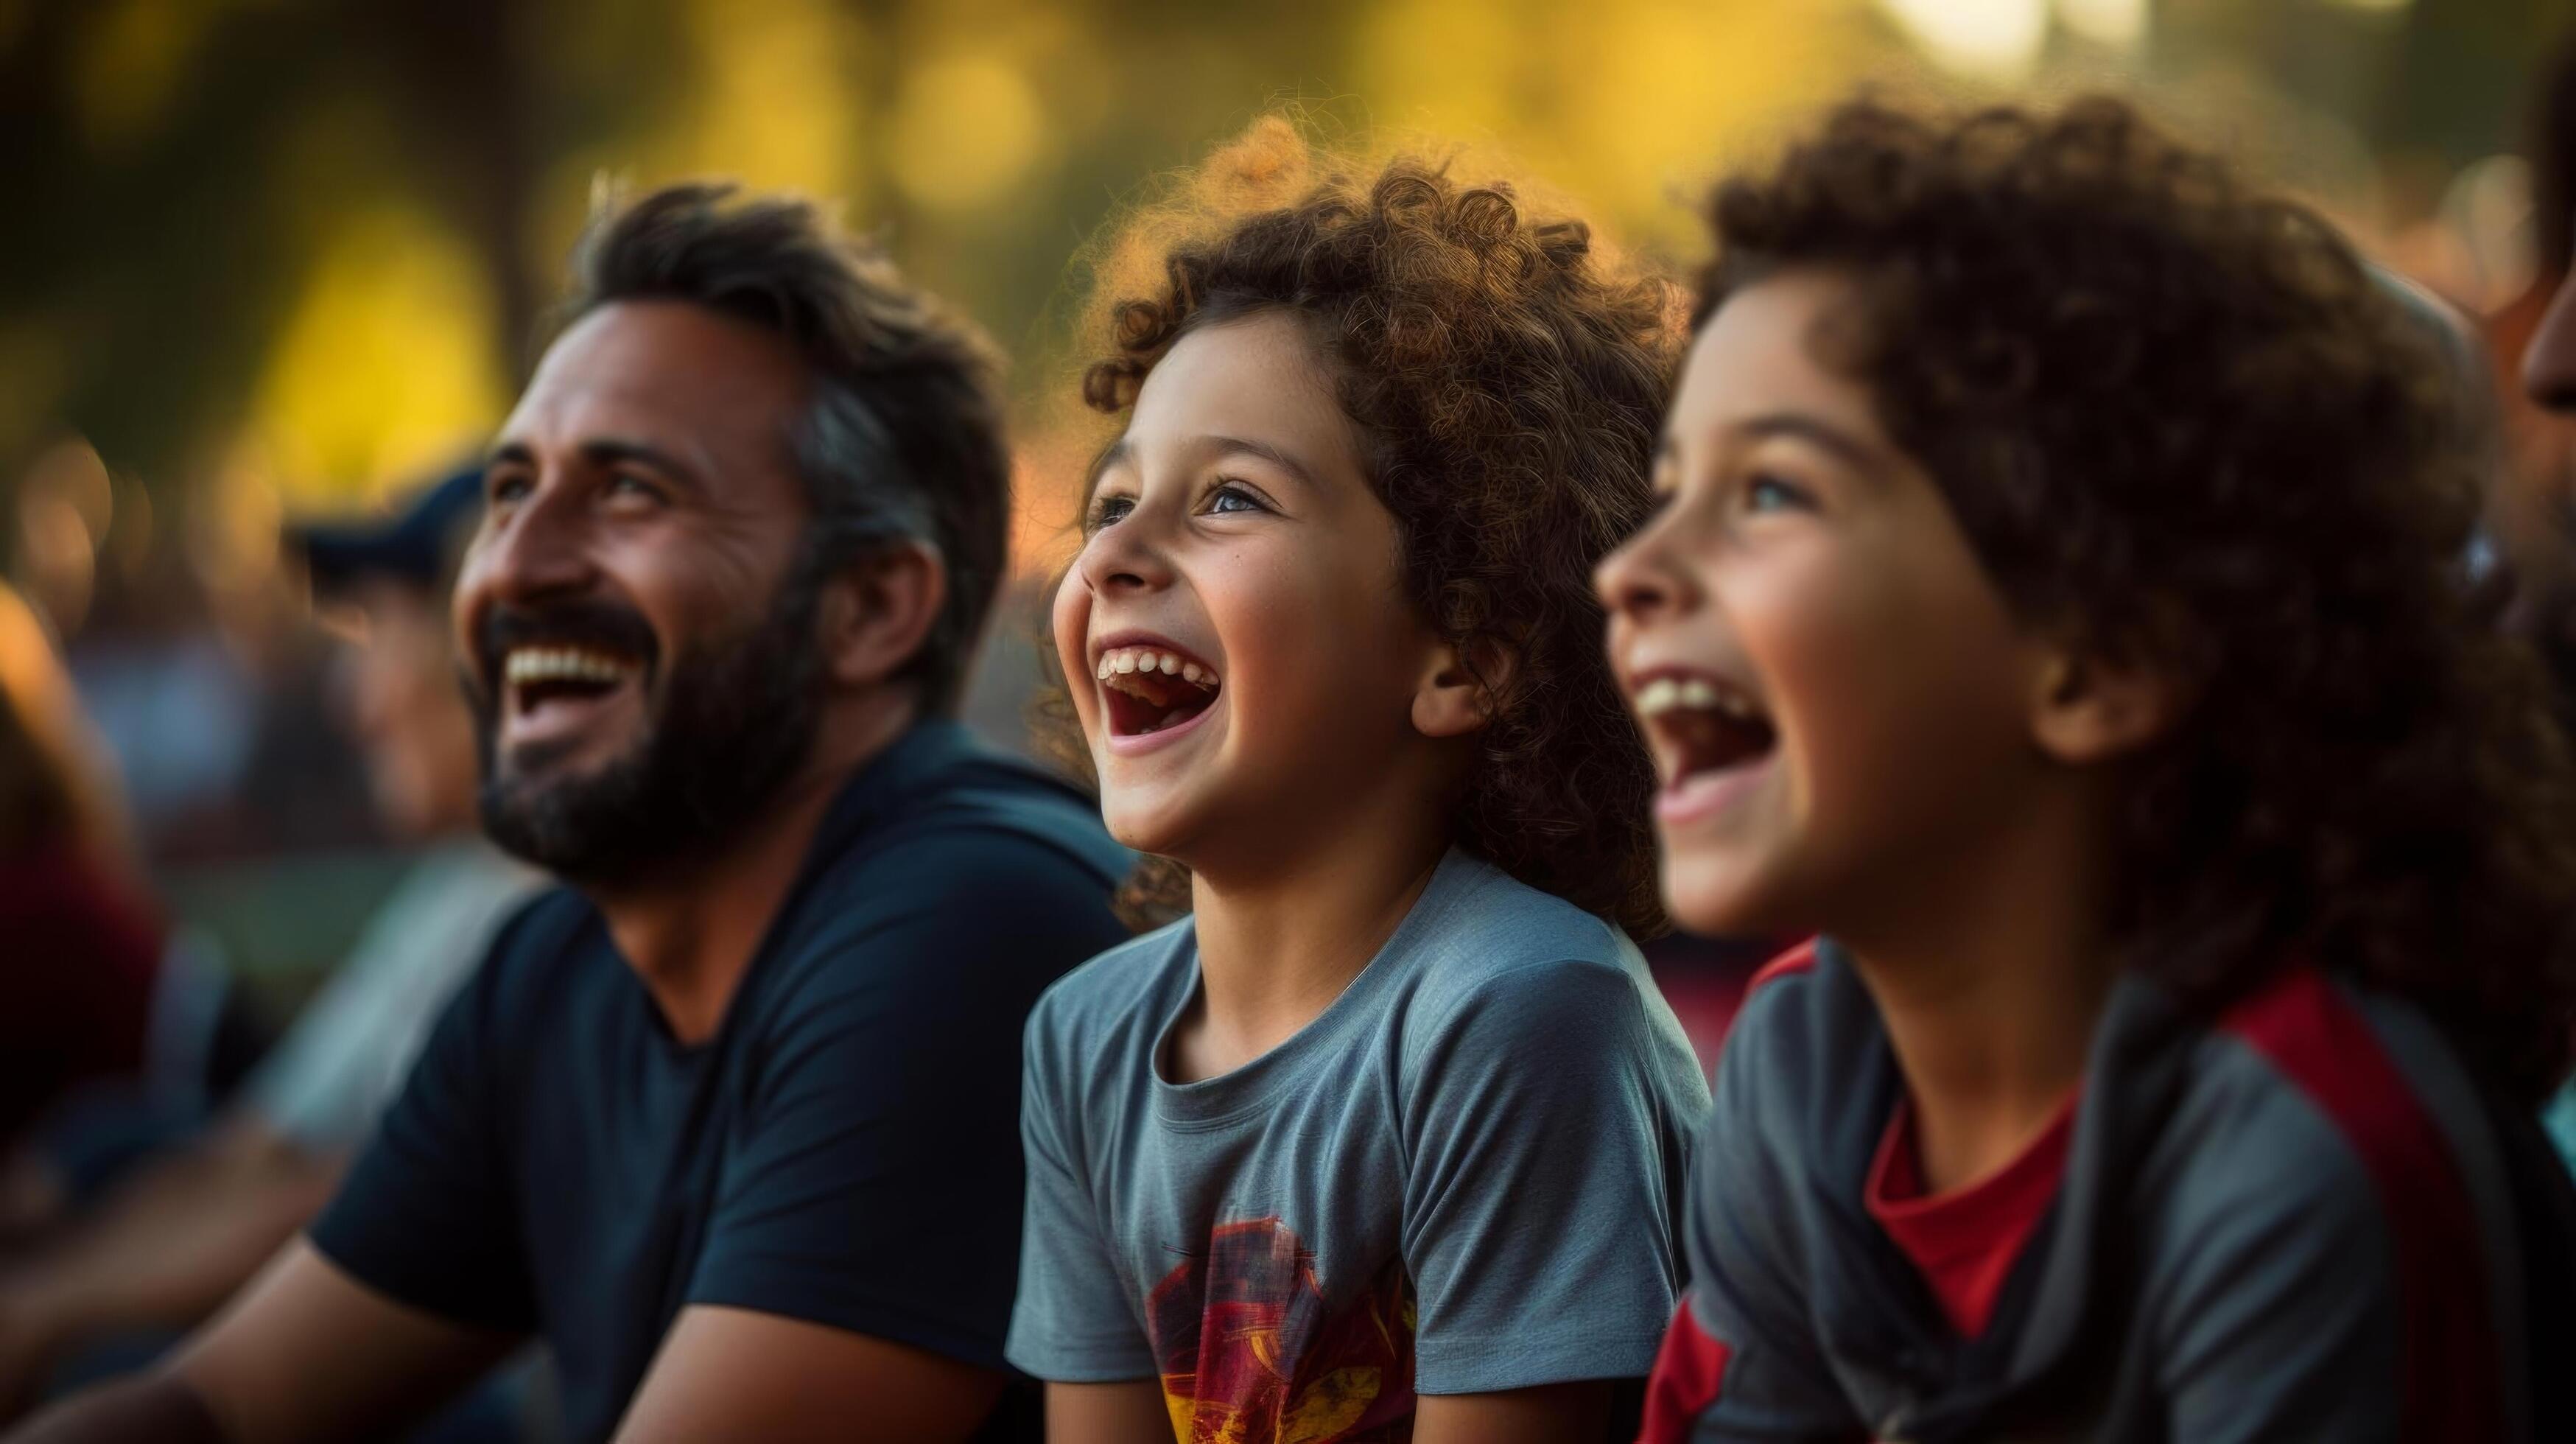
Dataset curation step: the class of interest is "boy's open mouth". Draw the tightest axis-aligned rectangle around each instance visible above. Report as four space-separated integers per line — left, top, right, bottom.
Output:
1635 672 1776 784
1095 644 1222 738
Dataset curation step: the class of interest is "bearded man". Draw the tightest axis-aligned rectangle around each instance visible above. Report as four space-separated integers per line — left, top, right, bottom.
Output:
10 183 1129 1444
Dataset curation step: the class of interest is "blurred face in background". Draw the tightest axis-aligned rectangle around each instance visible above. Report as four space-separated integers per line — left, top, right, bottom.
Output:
330 575 480 841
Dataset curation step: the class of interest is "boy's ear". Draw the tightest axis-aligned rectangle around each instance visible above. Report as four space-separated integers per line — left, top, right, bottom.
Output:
818 539 949 691
2025 639 2188 765
1411 637 1508 740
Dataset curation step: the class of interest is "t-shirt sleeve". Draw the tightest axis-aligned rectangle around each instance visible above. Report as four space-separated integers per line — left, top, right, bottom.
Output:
1397 958 1694 1395
684 827 1126 1374
1644 989 1866 1440
1004 994 1158 1381
2146 1090 2410 1443
304 905 544 1333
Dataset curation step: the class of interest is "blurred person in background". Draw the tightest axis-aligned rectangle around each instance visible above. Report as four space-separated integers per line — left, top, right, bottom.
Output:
0 585 163 1176
0 469 537 1426
7 179 1129 1444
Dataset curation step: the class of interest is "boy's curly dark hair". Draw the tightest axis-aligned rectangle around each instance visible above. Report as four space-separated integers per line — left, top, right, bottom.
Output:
1056 117 1681 936
1704 94 2576 1097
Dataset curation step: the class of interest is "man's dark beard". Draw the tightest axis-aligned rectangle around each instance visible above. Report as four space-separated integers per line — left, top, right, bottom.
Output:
468 559 827 889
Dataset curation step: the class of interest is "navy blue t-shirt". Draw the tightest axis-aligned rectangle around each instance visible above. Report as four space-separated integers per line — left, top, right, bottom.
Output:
309 721 1130 1443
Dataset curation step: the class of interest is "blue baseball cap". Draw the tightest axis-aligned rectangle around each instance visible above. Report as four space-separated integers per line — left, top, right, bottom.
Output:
288 465 485 595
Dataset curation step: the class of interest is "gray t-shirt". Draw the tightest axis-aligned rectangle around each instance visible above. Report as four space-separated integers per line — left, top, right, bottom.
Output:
1007 849 1710 1432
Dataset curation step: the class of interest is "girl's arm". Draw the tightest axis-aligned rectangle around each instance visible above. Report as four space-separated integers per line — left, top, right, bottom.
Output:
1045 1380 1169 1443
1415 1381 1614 1443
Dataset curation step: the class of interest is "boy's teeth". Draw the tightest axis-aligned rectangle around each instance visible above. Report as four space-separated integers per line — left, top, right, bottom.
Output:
1635 674 1759 721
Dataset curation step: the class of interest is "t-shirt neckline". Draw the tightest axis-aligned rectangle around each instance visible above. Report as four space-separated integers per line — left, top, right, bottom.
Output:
1148 847 1485 1130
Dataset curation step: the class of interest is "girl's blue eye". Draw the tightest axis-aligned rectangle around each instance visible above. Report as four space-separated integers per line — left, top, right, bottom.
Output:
1088 495 1134 531
1208 484 1263 515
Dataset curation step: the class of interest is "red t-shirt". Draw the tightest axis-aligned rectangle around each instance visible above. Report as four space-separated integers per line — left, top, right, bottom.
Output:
1863 1092 2077 1339
0 844 164 1146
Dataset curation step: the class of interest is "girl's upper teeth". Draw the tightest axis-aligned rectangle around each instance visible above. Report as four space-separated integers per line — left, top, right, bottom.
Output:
1635 675 1757 719
1094 647 1217 687
505 648 635 685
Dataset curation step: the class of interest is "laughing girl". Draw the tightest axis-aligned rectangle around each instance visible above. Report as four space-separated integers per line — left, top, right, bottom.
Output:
1005 118 1710 1444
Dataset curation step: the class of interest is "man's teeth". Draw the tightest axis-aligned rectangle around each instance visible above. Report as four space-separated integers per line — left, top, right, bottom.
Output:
1635 675 1760 721
504 648 637 687
1093 646 1216 687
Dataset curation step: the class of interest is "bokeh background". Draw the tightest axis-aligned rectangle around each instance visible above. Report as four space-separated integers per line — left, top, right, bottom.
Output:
4 0 2574 1003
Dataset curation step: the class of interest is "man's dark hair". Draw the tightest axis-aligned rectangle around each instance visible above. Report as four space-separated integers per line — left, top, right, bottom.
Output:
1700 95 2576 1098
558 181 1010 715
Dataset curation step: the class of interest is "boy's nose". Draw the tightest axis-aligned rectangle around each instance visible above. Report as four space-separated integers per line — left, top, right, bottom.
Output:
1596 526 1685 623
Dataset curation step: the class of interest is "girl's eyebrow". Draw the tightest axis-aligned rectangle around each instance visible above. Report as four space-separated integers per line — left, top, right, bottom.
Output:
1081 438 1134 502
1201 435 1319 490
1086 433 1325 502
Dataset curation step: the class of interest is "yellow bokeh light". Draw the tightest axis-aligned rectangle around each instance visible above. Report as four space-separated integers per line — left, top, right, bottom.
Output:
247 206 505 507
659 0 867 197
1878 0 2048 77
890 53 1050 214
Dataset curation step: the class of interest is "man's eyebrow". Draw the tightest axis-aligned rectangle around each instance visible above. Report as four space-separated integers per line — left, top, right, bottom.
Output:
580 437 701 486
484 440 534 470
1733 411 1888 476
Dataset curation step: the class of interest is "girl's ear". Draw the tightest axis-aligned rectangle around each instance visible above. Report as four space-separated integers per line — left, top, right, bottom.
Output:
1411 637 1509 740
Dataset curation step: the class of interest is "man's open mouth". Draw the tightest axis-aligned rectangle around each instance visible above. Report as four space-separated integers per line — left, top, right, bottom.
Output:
1095 644 1221 738
503 645 646 723
1634 672 1777 785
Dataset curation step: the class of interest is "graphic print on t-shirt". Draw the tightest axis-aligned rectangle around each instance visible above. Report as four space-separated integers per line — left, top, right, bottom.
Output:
1147 1216 1417 1443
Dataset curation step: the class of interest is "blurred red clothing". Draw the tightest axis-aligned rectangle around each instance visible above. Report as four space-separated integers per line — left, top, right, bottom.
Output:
0 842 164 1146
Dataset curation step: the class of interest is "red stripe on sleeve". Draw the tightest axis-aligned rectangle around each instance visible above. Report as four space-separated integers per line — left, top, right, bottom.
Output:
2220 964 2501 1444
1742 937 1820 999
1638 1300 1731 1444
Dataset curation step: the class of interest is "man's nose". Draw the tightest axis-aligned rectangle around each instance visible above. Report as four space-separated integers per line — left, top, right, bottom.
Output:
2524 267 2576 416
473 481 600 605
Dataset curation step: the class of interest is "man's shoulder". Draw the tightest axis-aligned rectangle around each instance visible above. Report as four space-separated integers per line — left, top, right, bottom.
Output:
874 732 1126 872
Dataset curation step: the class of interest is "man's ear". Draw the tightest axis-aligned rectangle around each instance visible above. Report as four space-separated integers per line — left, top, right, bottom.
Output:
818 540 948 690
1411 637 1509 740
2026 639 2189 765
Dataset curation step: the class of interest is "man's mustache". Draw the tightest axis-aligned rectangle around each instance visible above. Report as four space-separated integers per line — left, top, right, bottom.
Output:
470 599 661 692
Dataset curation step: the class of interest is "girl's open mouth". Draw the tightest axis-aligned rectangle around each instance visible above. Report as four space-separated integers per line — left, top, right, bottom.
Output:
1096 643 1222 739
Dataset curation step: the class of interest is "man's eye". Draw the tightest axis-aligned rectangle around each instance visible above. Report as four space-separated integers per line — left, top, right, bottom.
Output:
1207 484 1265 515
607 474 662 502
488 474 533 505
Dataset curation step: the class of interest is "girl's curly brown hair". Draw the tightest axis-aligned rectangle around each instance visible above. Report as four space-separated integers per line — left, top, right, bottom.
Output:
1703 94 2576 1098
1050 116 1682 936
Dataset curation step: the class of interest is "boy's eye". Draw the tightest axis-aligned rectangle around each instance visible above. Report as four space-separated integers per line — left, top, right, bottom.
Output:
1744 474 1812 514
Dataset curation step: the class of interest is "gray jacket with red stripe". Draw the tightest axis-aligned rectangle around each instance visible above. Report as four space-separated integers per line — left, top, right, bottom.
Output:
1643 939 2576 1443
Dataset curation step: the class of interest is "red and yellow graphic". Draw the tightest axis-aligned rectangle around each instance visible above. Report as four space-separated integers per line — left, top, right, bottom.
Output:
1146 1216 1417 1444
